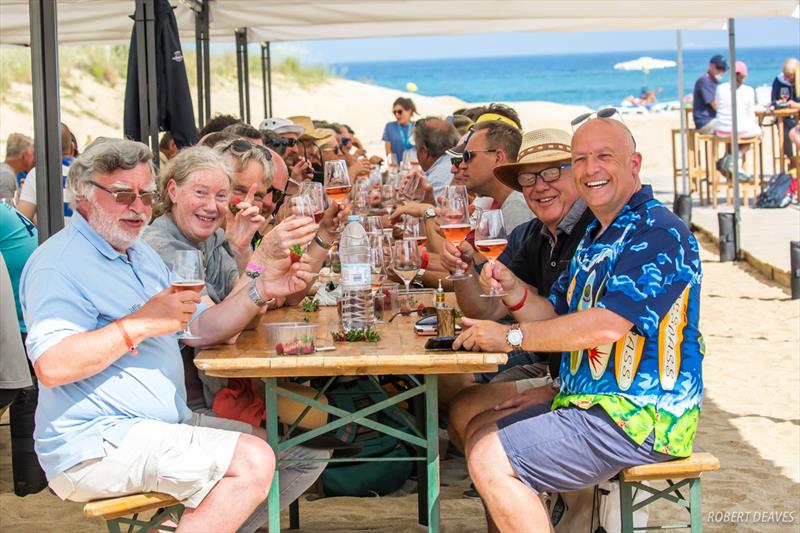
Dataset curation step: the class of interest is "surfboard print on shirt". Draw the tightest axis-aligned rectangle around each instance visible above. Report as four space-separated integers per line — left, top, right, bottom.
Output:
614 331 645 390
658 285 690 391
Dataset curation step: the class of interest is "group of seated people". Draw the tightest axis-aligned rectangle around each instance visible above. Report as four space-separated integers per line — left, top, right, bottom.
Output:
2 99 704 532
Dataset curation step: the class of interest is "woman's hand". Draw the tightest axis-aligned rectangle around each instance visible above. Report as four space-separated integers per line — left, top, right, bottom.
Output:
224 183 266 267
252 215 318 263
441 240 475 274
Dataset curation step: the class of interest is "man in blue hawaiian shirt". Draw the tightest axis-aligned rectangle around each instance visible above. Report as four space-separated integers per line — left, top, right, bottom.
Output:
453 118 703 532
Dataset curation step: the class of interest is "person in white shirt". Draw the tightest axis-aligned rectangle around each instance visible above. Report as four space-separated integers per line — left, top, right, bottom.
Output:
714 61 761 139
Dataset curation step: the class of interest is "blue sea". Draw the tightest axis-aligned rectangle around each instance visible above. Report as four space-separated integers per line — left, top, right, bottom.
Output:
335 46 798 109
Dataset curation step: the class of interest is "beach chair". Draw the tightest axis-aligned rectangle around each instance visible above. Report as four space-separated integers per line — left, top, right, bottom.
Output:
83 492 184 532
618 452 720 533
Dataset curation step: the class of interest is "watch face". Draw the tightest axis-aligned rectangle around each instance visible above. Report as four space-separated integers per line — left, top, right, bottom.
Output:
507 328 523 347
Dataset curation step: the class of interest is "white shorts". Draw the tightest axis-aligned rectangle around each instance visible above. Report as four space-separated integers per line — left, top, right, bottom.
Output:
49 413 252 508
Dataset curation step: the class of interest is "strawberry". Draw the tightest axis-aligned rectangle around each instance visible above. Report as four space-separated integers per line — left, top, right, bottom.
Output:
275 342 285 355
289 244 303 263
417 303 426 313
229 194 243 215
400 304 411 314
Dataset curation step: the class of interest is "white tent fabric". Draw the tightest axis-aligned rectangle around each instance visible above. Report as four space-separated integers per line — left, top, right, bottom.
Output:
0 0 798 46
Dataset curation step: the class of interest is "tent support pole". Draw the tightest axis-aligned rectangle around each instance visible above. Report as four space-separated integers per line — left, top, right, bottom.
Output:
194 0 210 129
134 0 158 161
677 30 688 195
267 41 273 118
29 0 63 242
261 41 273 119
235 28 251 124
728 18 741 259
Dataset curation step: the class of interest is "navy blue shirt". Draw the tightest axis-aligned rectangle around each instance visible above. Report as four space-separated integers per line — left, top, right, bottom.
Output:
692 74 718 129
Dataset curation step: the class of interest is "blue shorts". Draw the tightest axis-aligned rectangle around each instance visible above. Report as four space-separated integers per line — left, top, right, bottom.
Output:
497 403 674 494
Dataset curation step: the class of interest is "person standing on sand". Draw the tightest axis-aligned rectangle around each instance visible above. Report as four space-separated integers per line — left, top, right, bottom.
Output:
383 97 417 164
455 118 703 533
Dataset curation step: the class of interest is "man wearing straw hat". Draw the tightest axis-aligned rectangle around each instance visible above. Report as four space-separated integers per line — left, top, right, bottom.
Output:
442 128 595 450
455 117 703 532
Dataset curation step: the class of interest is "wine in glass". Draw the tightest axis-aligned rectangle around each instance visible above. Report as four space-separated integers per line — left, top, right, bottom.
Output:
299 181 325 223
171 249 205 339
323 159 351 206
474 209 508 298
393 239 421 295
440 185 472 280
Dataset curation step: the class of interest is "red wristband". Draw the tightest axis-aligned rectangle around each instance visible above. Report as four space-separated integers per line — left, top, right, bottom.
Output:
115 320 137 356
421 251 429 270
506 287 528 312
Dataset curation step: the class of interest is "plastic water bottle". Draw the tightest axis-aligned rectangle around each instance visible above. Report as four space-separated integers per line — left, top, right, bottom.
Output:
339 215 374 331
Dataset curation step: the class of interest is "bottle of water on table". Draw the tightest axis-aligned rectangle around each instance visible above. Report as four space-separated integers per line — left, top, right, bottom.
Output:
339 215 374 331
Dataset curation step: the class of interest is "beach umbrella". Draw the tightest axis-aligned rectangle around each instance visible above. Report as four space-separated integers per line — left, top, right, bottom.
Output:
613 56 677 84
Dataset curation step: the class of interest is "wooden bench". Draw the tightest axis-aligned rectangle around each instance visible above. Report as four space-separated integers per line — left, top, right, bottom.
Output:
619 452 720 532
83 492 184 532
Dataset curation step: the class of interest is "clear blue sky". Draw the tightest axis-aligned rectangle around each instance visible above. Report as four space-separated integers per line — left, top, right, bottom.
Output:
271 17 799 64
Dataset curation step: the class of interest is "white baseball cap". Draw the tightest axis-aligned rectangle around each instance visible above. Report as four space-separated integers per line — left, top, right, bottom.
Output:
258 117 305 136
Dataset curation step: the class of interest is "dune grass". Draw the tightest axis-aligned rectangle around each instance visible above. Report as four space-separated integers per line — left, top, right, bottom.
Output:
0 44 329 96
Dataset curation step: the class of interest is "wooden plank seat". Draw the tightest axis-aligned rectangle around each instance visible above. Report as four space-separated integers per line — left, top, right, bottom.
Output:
83 492 184 532
619 452 720 533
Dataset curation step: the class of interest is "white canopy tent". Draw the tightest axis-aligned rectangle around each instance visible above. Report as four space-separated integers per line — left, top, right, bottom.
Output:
3 0 798 254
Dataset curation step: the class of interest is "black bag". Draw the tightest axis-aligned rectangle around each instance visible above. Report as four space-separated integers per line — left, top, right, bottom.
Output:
757 173 794 208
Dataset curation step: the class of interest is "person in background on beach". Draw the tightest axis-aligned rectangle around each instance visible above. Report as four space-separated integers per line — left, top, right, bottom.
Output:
383 97 417 164
692 54 728 133
454 117 703 533
159 131 178 168
714 61 761 163
20 137 319 532
412 116 461 199
771 57 799 161
0 133 35 201
17 122 76 224
442 128 595 446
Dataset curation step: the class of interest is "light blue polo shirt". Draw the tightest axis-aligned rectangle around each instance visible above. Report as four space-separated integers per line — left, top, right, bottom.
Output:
20 211 193 480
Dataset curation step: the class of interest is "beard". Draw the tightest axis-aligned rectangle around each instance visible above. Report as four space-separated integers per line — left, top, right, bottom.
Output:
87 198 151 251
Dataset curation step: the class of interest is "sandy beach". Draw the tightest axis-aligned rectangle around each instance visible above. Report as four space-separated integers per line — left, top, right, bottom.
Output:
1 72 798 531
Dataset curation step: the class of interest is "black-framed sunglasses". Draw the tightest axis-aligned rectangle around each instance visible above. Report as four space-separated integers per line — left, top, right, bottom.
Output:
265 137 298 149
450 156 463 168
221 138 273 160
393 108 405 116
517 164 572 187
462 149 497 164
89 180 158 206
267 182 288 202
570 107 622 130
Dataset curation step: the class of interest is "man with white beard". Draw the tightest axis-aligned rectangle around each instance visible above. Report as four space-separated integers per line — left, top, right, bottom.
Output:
20 138 317 533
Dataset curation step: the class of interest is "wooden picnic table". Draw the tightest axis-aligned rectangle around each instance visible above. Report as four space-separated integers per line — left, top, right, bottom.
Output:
195 299 507 532
757 106 799 175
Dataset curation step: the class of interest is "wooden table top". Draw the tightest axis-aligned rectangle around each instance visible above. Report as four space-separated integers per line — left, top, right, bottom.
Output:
756 107 799 118
195 302 507 378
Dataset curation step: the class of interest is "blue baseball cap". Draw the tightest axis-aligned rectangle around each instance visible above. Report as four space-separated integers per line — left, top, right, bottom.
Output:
709 55 728 71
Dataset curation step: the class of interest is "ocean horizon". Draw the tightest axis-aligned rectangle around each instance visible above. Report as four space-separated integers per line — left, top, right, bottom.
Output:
334 45 798 109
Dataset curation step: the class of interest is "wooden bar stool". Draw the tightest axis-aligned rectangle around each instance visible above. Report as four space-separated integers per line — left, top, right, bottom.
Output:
619 452 720 533
83 492 183 532
711 135 763 208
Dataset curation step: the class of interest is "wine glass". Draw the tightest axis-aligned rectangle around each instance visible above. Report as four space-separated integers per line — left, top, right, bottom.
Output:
399 171 421 201
401 148 418 170
382 182 397 215
323 159 351 207
365 215 384 237
291 195 317 253
779 86 790 103
299 181 325 223
440 185 472 280
474 209 508 298
392 239 421 295
403 216 427 251
171 249 205 339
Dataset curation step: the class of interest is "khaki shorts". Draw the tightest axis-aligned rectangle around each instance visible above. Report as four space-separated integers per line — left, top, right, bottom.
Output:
49 413 252 508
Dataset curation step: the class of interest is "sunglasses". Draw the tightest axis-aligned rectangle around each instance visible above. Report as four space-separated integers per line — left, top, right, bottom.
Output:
266 137 298 149
90 180 157 206
517 164 572 187
221 138 273 160
450 156 463 168
267 183 288 203
570 107 622 129
393 109 405 116
462 149 497 164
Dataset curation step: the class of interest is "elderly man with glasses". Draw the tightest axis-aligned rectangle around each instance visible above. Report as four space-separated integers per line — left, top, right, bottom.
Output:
452 117 704 532
20 138 319 533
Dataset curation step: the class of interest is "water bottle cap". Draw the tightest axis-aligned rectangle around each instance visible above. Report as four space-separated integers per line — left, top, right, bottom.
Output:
347 215 360 222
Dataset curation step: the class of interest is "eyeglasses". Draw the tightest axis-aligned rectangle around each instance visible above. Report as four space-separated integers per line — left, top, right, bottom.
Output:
570 107 622 130
393 109 405 116
221 138 272 160
517 164 572 187
462 149 497 164
267 183 288 203
450 156 463 168
266 137 298 149
89 180 157 206
341 137 351 146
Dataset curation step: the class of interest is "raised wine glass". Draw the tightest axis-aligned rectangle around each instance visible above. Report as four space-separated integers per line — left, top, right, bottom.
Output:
440 185 472 280
392 239 421 295
474 209 508 298
323 159 351 207
171 249 205 339
299 181 325 223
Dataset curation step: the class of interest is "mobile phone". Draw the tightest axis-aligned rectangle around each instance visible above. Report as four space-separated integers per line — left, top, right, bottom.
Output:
424 336 468 351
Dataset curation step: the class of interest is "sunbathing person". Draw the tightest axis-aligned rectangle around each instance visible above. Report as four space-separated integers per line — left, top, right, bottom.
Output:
454 118 704 532
21 138 317 533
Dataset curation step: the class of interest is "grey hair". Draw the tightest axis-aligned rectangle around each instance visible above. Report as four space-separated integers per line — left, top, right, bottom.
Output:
5 133 33 158
152 145 233 218
215 139 274 190
66 137 155 210
412 117 460 159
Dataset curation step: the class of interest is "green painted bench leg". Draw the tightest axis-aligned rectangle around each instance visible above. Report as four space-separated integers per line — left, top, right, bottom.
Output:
690 478 702 532
265 377 281 533
619 480 634 533
424 375 440 533
105 520 122 533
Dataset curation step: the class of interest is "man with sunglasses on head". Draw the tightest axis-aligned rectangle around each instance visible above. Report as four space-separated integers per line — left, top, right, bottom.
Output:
453 116 703 533
20 138 319 533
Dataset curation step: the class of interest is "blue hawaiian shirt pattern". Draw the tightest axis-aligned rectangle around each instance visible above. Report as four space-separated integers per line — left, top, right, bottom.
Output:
548 185 704 457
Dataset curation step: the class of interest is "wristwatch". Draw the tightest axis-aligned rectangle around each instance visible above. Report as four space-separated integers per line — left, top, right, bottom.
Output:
505 323 524 349
247 279 275 307
422 206 436 224
412 268 426 288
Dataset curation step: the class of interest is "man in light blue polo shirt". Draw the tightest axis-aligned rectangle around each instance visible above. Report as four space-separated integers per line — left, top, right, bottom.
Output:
20 138 318 532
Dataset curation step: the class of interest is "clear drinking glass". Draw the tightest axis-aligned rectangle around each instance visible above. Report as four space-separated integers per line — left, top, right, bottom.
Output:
171 249 205 339
474 209 509 298
323 159 351 206
299 181 325 223
392 239 421 295
403 216 427 251
440 185 472 280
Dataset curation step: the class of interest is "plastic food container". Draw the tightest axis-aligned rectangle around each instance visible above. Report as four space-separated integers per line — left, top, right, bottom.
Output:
264 322 318 355
374 282 399 321
389 288 436 315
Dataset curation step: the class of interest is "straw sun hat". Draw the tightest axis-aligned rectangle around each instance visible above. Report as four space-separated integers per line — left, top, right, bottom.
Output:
493 128 572 192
